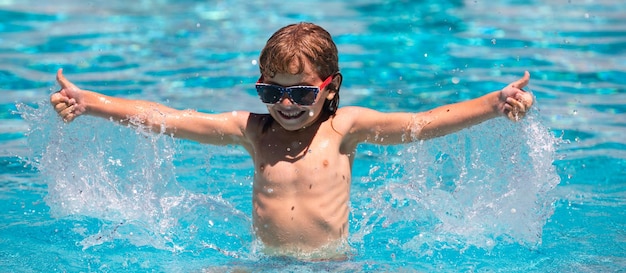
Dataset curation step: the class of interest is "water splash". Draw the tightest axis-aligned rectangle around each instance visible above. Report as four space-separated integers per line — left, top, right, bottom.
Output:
351 112 560 255
17 100 560 261
17 101 252 255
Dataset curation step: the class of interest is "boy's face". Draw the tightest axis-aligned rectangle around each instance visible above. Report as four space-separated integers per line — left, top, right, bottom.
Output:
261 61 336 131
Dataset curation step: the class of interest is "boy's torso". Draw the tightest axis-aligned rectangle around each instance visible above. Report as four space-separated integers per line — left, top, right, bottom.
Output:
243 112 357 256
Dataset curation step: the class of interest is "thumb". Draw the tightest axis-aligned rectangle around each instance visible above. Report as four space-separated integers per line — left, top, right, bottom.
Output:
56 68 78 90
510 71 530 89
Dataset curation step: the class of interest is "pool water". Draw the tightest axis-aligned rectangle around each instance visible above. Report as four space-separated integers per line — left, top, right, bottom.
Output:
2 0 625 272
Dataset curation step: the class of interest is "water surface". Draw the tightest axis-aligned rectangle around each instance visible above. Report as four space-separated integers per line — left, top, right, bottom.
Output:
1 0 625 272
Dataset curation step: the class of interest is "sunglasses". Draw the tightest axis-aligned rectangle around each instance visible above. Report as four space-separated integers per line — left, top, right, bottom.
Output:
255 75 334 105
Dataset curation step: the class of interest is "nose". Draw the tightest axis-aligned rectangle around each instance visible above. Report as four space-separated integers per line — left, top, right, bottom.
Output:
278 93 293 105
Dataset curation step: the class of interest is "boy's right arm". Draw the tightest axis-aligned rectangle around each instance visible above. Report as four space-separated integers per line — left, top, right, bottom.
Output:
50 69 249 146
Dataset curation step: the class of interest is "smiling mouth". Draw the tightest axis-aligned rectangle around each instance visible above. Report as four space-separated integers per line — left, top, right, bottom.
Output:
278 110 306 119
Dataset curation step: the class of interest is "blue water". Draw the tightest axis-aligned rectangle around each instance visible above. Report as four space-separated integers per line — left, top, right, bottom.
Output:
2 0 625 272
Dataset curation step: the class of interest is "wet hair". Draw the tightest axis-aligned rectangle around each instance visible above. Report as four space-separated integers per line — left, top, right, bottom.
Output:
259 22 341 115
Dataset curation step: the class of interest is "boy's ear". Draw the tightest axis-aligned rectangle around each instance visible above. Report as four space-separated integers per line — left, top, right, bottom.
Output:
326 73 343 100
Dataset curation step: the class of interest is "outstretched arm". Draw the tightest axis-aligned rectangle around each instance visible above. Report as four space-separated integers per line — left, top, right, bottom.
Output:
342 71 533 144
50 69 250 145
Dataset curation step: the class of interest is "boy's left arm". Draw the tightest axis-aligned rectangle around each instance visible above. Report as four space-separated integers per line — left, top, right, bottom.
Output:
344 71 532 144
416 71 532 139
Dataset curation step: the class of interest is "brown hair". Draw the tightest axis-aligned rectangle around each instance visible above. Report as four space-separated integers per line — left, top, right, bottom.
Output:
259 22 341 114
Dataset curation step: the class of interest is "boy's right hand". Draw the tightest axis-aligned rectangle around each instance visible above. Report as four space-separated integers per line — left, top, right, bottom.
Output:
50 69 86 122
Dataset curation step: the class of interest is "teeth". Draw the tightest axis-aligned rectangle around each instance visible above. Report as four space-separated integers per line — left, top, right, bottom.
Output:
280 111 301 117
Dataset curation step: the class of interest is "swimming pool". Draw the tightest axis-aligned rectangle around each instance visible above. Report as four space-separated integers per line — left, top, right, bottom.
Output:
2 0 625 272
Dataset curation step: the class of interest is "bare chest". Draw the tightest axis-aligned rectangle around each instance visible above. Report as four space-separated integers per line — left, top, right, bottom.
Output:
251 128 350 195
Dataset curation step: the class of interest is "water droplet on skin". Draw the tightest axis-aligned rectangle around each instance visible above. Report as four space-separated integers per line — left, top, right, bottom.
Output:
231 111 238 116
267 188 273 193
308 111 314 117
319 140 329 148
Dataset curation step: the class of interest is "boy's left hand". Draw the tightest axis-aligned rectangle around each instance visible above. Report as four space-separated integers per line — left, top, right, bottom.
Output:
499 71 533 121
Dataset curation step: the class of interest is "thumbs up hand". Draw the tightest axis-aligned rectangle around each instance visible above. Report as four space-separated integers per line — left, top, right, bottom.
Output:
50 69 86 122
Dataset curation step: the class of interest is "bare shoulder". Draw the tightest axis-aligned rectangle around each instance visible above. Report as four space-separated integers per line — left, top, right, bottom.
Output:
334 106 374 119
333 106 420 145
241 112 273 136
206 111 274 149
331 106 380 135
245 112 272 127
333 106 383 127
332 106 362 128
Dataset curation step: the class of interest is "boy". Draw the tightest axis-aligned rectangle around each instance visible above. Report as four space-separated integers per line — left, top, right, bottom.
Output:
50 22 532 260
